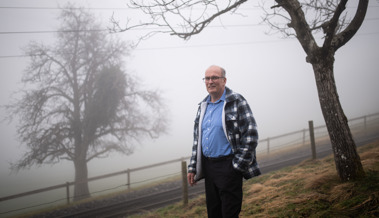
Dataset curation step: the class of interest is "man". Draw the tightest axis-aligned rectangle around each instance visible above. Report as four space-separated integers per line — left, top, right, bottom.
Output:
187 65 261 218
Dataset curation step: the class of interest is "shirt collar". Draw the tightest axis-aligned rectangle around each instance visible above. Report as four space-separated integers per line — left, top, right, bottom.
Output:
207 89 226 104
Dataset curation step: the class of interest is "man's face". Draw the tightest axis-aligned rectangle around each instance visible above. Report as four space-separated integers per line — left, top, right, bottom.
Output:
204 66 226 96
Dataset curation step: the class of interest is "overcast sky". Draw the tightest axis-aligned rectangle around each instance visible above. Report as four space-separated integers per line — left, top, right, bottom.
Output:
0 0 378 201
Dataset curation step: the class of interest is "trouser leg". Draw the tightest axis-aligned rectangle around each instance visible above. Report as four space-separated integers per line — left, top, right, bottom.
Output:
204 157 243 218
205 175 222 218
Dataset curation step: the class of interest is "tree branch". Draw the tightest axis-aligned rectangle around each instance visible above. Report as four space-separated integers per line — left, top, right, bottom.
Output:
322 0 348 48
113 0 248 40
274 0 318 56
331 0 368 50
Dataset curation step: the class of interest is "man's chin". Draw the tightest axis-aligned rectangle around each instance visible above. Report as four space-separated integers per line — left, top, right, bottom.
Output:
207 87 216 92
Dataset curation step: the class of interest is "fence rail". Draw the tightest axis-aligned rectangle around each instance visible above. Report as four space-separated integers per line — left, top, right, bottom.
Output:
258 113 379 155
0 156 189 204
1 112 379 215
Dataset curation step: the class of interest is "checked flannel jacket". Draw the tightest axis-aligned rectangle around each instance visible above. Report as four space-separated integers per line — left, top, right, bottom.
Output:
188 86 261 181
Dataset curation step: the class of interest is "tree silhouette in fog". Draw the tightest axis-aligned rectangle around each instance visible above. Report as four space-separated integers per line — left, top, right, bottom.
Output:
113 0 368 181
5 5 168 201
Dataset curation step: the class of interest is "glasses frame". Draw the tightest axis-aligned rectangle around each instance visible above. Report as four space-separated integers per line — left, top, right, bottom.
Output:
202 76 225 82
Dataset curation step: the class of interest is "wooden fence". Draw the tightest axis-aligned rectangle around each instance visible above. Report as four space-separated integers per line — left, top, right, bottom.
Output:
0 156 190 204
258 112 379 155
1 112 378 213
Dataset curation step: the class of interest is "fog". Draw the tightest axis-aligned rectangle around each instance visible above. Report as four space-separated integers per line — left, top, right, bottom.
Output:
0 0 378 206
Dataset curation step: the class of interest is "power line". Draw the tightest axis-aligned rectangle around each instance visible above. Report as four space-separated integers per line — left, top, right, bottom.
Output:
0 29 107 35
1 17 378 35
1 31 378 59
1 5 378 10
0 24 264 35
136 39 291 51
0 6 260 11
0 40 287 59
0 6 132 10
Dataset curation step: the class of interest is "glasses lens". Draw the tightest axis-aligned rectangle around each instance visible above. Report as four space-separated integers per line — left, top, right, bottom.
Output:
203 76 223 82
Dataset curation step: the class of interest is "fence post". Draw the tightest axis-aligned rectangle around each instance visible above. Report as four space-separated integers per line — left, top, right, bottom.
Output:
66 182 70 205
267 137 270 154
126 169 130 191
308 120 316 160
181 161 188 206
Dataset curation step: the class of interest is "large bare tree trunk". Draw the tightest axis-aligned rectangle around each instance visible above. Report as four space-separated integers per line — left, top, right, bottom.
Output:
312 54 365 181
73 156 90 201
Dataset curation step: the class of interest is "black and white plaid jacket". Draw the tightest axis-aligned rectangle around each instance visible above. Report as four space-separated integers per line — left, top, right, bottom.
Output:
188 86 261 181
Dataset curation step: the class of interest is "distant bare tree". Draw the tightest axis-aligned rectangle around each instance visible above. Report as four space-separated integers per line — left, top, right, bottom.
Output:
113 0 368 181
4 5 168 201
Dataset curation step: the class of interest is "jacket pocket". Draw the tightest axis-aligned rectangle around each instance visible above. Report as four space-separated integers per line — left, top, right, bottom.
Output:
225 112 239 150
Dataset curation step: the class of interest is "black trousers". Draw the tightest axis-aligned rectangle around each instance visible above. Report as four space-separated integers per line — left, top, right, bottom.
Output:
203 155 243 218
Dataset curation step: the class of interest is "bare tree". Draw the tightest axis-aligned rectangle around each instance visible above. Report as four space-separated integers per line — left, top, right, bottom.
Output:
114 0 368 181
4 5 168 201
261 0 368 181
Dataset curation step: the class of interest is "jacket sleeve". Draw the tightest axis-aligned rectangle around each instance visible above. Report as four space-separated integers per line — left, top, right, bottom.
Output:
188 106 201 174
233 98 261 179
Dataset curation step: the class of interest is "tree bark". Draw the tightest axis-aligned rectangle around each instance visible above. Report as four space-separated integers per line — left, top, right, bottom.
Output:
275 0 367 182
73 156 90 201
312 52 365 181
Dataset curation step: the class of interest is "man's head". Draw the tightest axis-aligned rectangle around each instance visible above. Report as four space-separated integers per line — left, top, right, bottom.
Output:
204 65 227 102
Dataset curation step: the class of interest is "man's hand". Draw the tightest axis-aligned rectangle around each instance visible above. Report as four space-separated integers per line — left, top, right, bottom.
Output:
187 172 197 186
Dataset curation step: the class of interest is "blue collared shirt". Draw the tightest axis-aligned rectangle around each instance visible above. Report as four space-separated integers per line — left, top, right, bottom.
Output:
201 90 232 158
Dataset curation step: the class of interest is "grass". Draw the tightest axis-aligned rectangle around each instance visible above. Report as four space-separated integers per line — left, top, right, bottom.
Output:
131 140 379 218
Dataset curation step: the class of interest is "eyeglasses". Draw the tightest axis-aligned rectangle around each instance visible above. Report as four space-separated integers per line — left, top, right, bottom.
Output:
202 76 224 82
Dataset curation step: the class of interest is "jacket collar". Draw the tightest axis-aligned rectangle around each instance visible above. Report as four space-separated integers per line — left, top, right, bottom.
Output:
200 86 235 104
